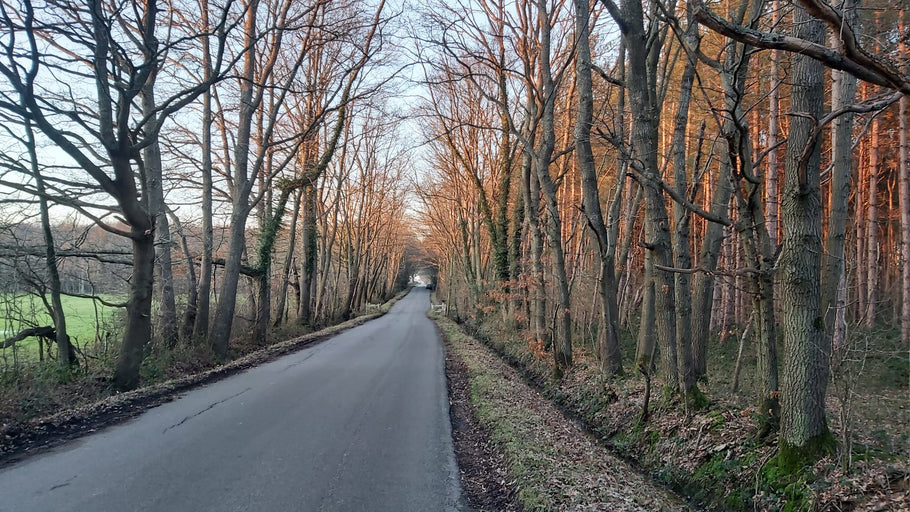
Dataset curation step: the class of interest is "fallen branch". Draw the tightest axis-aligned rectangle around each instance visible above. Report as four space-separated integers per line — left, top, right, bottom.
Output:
1 326 55 349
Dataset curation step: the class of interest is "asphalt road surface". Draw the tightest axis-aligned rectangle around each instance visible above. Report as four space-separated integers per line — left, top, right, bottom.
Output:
0 288 467 511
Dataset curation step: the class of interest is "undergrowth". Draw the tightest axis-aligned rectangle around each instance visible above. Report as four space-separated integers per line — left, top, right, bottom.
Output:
442 312 909 512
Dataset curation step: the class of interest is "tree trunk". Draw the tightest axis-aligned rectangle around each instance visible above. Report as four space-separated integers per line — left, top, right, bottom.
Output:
619 0 678 389
170 213 198 340
865 116 880 327
574 0 622 375
298 183 318 324
114 230 156 390
730 109 780 438
670 10 699 398
274 190 301 326
211 207 251 358
778 4 834 466
210 0 259 358
533 0 572 373
692 109 734 378
767 0 781 250
26 121 76 367
522 139 547 348
636 250 657 374
854 135 867 321
901 17 910 345
142 74 178 348
822 0 858 355
193 2 215 340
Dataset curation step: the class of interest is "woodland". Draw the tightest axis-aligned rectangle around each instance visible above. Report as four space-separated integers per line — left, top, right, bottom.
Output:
0 0 908 508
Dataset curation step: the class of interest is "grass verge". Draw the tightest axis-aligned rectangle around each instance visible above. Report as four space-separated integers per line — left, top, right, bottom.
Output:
435 314 692 512
449 317 910 512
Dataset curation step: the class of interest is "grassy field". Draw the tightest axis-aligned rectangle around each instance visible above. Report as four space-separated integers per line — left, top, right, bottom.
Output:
0 294 124 357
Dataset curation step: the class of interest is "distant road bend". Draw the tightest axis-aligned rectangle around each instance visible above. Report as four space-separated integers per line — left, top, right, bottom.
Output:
0 288 467 512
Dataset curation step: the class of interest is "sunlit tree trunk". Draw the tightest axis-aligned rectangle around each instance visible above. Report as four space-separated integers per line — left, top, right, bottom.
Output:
766 0 781 250
574 0 622 375
865 115 880 327
521 121 547 348
901 13 910 346
822 0 858 351
604 0 677 389
901 93 910 345
533 0 572 374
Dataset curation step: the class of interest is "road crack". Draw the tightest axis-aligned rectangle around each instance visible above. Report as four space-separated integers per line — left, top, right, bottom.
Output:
162 387 252 434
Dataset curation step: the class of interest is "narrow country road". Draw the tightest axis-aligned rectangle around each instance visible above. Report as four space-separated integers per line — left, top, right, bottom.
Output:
0 288 466 512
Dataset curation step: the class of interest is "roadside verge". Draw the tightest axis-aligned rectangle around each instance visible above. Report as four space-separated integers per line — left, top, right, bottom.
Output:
436 314 694 511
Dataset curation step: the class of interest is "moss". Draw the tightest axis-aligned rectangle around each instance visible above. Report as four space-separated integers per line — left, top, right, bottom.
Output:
758 463 813 512
694 452 733 485
707 410 725 429
661 382 678 403
758 433 836 512
688 446 772 511
775 430 837 474
684 385 710 410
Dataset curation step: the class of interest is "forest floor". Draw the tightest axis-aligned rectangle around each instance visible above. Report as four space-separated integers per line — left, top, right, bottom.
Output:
437 312 910 512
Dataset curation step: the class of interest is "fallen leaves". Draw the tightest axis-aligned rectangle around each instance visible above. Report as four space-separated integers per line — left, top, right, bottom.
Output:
439 316 693 511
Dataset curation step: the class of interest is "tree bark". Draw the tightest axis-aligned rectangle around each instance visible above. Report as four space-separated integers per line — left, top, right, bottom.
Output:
115 226 156 390
169 212 198 340
142 65 179 349
193 0 215 341
865 115 880 327
574 0 622 375
670 11 700 398
26 120 77 367
274 190 301 326
691 4 747 380
299 182 318 324
778 3 834 465
901 91 910 346
821 0 858 354
521 125 547 349
619 0 677 389
767 0 781 251
210 0 260 358
534 0 572 374
901 13 910 346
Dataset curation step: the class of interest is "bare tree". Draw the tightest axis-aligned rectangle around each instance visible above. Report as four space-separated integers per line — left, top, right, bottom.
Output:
0 0 232 389
573 0 623 375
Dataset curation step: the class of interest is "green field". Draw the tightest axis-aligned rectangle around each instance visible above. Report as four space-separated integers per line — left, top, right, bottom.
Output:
0 294 125 355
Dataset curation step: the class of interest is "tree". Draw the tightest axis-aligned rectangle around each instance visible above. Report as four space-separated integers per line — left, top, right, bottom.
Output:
601 0 682 392
777 2 834 465
0 120 78 367
573 0 623 375
901 13 910 347
0 0 232 389
692 0 910 464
